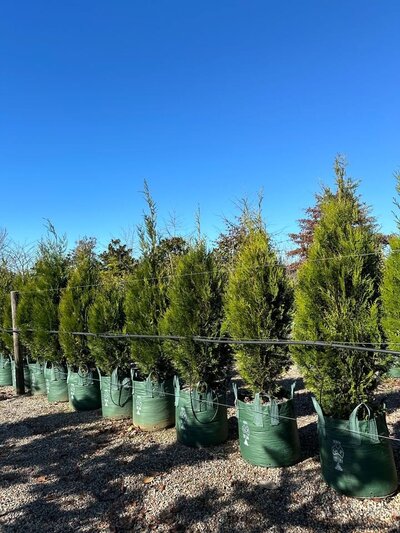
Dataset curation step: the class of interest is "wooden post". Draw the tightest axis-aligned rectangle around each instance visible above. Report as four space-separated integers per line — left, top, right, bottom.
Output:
11 291 25 395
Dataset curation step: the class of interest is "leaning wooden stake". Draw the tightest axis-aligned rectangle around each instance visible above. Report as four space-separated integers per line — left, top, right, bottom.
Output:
11 291 25 395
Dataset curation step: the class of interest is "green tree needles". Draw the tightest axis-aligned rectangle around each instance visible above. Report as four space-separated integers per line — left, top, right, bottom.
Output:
224 220 293 395
381 173 400 372
292 160 387 418
125 184 186 380
16 225 69 362
59 238 99 368
162 239 230 387
88 240 134 375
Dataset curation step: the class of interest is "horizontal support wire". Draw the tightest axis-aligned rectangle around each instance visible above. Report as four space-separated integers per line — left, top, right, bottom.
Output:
2 327 400 357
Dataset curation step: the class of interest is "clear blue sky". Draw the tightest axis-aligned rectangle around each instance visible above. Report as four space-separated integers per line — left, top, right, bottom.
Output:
1 1 399 253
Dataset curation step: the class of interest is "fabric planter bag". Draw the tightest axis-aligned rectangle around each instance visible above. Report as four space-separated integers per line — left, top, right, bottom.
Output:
312 398 398 498
174 377 228 447
0 354 12 386
233 382 301 467
67 367 101 411
131 372 175 430
44 362 69 403
11 359 31 391
28 361 47 396
98 368 132 419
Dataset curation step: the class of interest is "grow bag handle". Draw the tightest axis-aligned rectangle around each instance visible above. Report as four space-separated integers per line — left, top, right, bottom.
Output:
232 382 238 417
145 371 164 398
253 393 263 427
130 367 137 395
53 362 65 382
111 367 131 407
266 395 280 427
189 383 219 425
173 375 180 407
96 367 102 389
77 365 93 386
311 396 326 437
45 361 55 382
349 403 380 445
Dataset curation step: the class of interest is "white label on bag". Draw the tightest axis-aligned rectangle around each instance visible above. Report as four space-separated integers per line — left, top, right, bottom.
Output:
136 395 142 415
104 392 109 407
242 420 250 446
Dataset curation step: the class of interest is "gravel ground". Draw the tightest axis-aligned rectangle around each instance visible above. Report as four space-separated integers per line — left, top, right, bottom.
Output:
0 368 399 533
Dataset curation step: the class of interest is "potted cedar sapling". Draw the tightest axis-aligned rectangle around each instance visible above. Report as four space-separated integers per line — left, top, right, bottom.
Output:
17 272 48 396
382 172 400 378
292 157 397 498
59 238 101 411
223 210 299 467
88 240 136 418
33 225 70 402
161 233 231 447
125 184 187 430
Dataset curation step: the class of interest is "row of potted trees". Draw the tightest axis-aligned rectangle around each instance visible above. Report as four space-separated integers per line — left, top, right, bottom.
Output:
1 163 399 499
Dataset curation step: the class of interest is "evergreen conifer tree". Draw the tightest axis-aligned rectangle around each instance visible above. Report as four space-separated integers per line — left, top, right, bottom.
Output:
88 239 132 374
292 158 387 418
125 183 187 379
59 238 99 367
224 212 293 395
29 225 69 362
161 237 230 387
381 172 400 372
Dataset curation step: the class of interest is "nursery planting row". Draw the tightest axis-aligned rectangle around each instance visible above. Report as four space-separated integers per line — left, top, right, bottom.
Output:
1 161 400 499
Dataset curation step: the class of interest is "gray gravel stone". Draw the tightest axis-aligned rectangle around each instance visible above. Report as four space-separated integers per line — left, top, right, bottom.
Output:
0 368 399 532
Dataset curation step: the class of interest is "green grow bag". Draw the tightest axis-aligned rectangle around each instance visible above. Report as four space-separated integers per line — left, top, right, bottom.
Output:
174 377 228 447
233 383 300 467
44 362 69 403
28 361 47 396
0 354 12 386
132 372 175 430
67 367 101 411
98 368 132 419
313 398 398 498
11 359 31 391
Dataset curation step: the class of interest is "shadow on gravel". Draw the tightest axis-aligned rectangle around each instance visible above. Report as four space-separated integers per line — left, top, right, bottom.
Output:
0 407 219 532
1 385 399 533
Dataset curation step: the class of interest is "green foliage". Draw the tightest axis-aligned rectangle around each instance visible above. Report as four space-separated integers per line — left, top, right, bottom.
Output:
88 273 130 374
15 274 37 357
292 159 387 418
99 239 136 276
382 237 400 349
125 183 186 379
29 226 69 362
16 225 69 362
161 239 231 387
0 266 14 355
213 201 253 273
59 238 99 367
382 171 400 366
224 223 293 395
